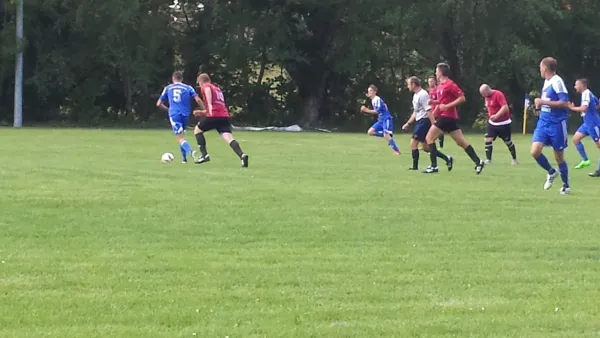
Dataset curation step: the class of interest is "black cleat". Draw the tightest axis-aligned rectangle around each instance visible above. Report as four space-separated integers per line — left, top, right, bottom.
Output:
446 156 454 172
241 154 249 168
589 171 600 177
423 166 439 174
195 154 211 164
408 167 418 171
475 160 485 175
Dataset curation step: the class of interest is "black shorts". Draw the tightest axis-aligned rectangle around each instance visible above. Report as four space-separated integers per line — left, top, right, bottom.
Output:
486 123 512 141
435 116 460 133
413 119 431 142
197 117 232 134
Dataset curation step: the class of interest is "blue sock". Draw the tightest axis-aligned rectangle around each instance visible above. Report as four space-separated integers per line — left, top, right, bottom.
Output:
535 154 555 174
575 142 588 161
180 140 193 154
180 145 187 161
558 161 569 187
388 138 400 152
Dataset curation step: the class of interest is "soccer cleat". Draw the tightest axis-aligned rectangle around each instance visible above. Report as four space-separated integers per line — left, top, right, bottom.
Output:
195 154 211 164
241 154 249 168
182 160 187 164
446 156 454 172
475 160 485 175
589 171 600 177
192 150 200 162
422 166 439 174
543 170 559 190
408 167 419 171
560 186 571 195
484 159 492 165
511 159 519 165
575 160 591 169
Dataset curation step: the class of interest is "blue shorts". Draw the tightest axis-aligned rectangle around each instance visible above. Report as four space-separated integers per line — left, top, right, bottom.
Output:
371 118 393 135
413 119 431 142
576 123 600 142
532 120 568 151
169 114 188 135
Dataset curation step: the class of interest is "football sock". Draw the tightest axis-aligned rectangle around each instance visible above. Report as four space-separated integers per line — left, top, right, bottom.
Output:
180 140 193 154
558 161 569 187
575 142 588 161
485 141 493 161
229 140 244 158
534 154 554 173
464 145 481 165
505 140 517 160
388 138 400 152
436 150 449 162
428 143 438 167
411 149 419 169
180 145 187 162
195 133 208 157
439 135 445 148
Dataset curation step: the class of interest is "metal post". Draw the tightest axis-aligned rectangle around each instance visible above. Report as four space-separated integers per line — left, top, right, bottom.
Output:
13 0 23 128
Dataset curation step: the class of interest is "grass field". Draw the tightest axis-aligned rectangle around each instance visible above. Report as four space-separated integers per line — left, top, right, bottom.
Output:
1 128 600 337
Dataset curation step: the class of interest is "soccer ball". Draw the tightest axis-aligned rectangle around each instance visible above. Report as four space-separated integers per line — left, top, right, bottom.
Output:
161 152 174 163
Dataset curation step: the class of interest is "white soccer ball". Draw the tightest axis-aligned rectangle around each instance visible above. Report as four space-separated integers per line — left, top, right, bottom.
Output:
161 152 174 163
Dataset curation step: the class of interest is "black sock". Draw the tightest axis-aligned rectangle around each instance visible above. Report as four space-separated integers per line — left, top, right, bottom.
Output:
439 135 445 148
195 133 208 157
506 140 517 159
436 150 449 163
485 141 493 161
428 143 438 168
411 149 419 169
229 140 244 158
465 145 481 165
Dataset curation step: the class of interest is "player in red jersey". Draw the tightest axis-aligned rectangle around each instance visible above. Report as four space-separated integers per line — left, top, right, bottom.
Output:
427 76 444 149
479 84 518 165
423 63 484 174
192 73 249 167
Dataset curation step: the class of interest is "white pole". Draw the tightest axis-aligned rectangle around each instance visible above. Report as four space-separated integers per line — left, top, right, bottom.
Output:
13 0 23 128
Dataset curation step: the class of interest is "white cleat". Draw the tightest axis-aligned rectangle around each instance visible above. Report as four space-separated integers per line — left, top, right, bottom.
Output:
192 150 200 162
560 186 571 195
544 171 559 190
511 159 518 165
484 159 491 165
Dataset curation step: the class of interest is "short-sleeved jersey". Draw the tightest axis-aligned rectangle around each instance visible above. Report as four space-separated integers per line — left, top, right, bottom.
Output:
412 89 430 121
200 83 230 118
372 96 392 121
159 83 197 117
436 80 464 120
539 74 569 124
581 89 600 126
486 89 511 125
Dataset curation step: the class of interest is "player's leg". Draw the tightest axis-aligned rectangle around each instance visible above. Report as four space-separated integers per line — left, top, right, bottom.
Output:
194 118 213 164
587 126 600 177
170 115 193 163
484 123 496 164
410 137 420 170
531 124 559 190
423 123 444 173
368 121 384 137
573 124 591 168
448 128 484 174
439 134 445 148
551 121 569 193
217 118 249 167
382 119 400 154
499 125 517 164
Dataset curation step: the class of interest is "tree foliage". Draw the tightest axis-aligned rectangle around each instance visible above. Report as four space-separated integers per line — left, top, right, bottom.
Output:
0 0 598 129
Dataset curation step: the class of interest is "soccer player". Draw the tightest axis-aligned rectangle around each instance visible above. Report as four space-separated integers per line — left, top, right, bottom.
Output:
423 63 485 174
156 71 204 163
361 85 401 155
427 76 445 149
568 78 600 176
193 73 249 168
532 57 570 194
479 84 518 165
402 76 453 171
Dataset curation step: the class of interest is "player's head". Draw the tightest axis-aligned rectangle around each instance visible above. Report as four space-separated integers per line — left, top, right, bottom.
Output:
435 63 451 81
427 76 437 88
406 76 422 92
575 78 588 93
197 73 211 86
367 85 378 99
539 57 557 79
479 84 493 97
172 71 183 83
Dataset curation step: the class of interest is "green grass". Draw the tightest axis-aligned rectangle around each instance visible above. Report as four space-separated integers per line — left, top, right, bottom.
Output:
1 128 600 337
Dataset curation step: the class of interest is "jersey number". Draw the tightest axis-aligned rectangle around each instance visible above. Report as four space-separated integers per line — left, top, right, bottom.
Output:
216 90 225 102
173 89 182 102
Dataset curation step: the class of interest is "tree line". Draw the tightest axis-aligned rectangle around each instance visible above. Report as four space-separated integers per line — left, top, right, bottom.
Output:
0 0 599 130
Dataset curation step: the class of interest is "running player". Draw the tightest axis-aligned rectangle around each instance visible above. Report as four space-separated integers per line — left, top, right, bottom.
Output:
361 85 401 155
423 63 485 174
568 78 600 176
479 84 518 165
427 76 444 148
193 73 249 167
402 76 453 171
532 57 570 194
156 71 204 163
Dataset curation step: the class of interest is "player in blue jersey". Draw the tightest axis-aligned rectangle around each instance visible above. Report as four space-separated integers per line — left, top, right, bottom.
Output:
568 78 600 176
361 85 401 155
532 57 571 194
156 71 204 163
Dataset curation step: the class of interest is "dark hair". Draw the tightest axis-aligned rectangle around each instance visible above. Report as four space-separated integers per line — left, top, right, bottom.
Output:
436 63 451 77
541 57 558 72
368 84 378 92
428 75 437 82
577 78 589 87
172 71 183 81
407 76 421 87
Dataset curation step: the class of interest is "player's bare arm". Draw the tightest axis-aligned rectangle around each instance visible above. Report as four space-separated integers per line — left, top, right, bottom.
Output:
568 102 587 113
535 97 569 109
360 106 377 114
439 95 465 111
203 87 213 116
402 113 416 130
156 99 168 112
491 104 509 121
